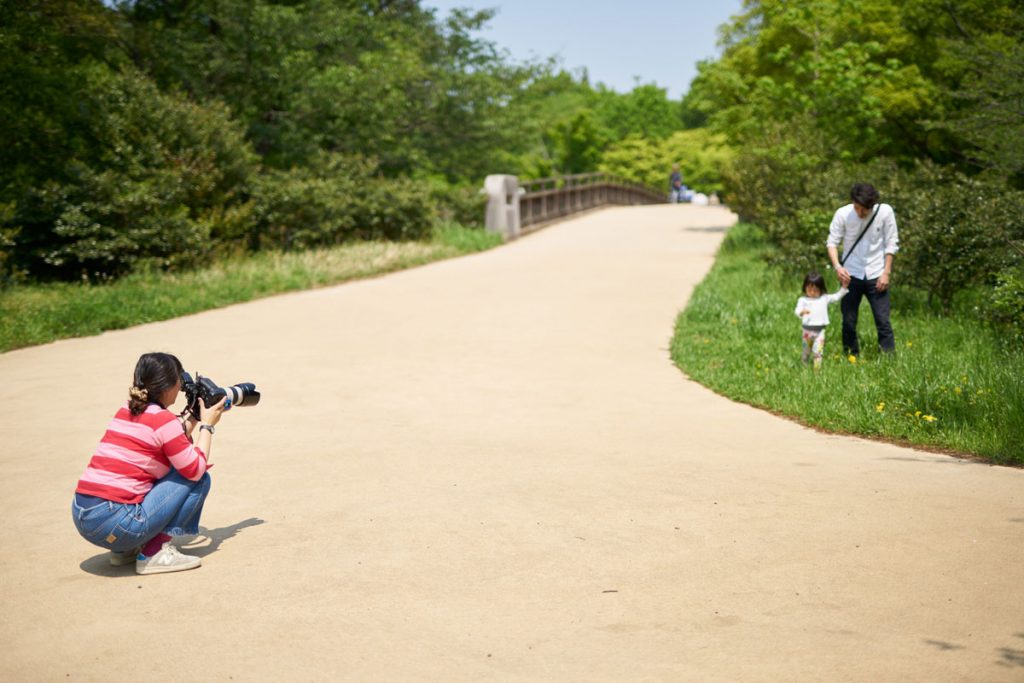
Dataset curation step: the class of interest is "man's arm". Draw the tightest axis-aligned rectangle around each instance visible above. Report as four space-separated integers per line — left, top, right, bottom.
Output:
877 253 894 291
877 208 899 292
828 245 851 287
826 211 851 287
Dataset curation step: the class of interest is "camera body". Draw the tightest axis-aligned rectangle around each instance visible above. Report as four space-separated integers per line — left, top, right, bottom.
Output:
181 371 260 421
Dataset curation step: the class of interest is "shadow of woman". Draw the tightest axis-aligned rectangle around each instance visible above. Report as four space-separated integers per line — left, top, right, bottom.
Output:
79 517 266 577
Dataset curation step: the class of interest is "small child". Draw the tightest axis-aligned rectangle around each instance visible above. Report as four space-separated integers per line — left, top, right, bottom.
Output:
795 271 847 369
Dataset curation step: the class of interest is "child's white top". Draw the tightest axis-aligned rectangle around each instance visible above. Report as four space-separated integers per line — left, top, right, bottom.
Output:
795 288 848 326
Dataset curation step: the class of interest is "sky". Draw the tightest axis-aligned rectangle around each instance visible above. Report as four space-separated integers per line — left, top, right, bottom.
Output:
423 0 745 99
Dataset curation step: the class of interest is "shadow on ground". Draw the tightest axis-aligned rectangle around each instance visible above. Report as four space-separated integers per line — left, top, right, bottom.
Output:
79 517 265 577
682 226 729 233
923 633 1024 669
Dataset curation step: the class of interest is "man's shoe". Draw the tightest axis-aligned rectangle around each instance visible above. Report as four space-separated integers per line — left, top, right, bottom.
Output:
135 542 201 575
110 546 141 566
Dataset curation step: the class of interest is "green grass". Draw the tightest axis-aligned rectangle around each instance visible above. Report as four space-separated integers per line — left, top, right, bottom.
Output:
0 223 502 353
671 223 1024 466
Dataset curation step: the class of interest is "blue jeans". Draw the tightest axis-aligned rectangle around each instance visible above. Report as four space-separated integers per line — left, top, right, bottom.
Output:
71 471 211 552
841 276 895 355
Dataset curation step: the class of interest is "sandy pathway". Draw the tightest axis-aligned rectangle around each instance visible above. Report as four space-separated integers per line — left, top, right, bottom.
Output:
1 205 1021 682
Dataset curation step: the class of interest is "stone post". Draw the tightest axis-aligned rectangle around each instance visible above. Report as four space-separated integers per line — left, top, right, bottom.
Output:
484 174 521 240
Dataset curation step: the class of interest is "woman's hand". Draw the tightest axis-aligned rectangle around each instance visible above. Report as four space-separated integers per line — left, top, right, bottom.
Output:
200 396 228 426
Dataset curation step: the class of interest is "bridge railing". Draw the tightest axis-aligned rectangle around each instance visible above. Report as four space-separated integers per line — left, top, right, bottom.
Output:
484 172 665 239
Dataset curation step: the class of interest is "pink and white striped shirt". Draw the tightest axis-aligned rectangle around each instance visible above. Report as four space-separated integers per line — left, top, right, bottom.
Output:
76 403 208 503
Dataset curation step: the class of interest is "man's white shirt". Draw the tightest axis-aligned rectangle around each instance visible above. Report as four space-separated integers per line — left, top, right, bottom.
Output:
826 203 899 280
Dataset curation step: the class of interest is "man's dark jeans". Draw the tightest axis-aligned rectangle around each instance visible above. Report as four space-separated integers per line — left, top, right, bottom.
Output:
841 276 894 355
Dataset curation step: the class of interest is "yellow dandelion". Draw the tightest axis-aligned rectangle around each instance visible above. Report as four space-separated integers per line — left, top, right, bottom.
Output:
922 415 937 422
848 355 857 364
876 402 885 412
905 341 913 348
914 410 922 417
954 387 961 395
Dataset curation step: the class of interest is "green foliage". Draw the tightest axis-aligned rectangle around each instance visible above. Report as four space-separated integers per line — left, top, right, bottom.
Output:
600 129 733 194
672 223 1024 465
548 110 608 175
253 153 435 250
593 84 682 141
9 64 257 281
984 265 1024 345
515 74 686 178
689 0 1024 205
122 1 541 180
423 178 487 229
432 222 503 253
938 32 1024 174
896 164 1024 311
0 0 730 293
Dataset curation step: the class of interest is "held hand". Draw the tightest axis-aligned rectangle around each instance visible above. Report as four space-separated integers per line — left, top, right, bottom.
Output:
200 396 228 427
876 272 890 292
836 266 851 287
799 309 810 316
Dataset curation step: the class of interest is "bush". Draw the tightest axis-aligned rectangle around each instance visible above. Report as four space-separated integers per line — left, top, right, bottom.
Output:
252 153 436 250
423 177 487 229
984 265 1024 345
599 128 733 195
5 64 258 282
895 163 1024 311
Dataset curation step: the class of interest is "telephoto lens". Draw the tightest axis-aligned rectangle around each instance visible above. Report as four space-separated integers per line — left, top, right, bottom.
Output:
224 383 260 407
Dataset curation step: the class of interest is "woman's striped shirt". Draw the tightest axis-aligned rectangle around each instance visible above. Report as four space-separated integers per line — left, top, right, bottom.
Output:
76 403 208 503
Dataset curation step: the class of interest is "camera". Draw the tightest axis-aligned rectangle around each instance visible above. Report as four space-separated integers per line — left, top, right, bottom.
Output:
181 371 260 421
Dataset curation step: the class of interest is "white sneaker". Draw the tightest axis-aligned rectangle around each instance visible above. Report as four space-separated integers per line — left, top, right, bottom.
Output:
109 546 142 566
135 542 202 575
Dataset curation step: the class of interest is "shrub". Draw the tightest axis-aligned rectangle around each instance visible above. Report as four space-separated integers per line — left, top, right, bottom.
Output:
599 128 733 195
895 163 1024 311
423 177 487 229
4 64 258 282
252 153 436 250
984 265 1024 345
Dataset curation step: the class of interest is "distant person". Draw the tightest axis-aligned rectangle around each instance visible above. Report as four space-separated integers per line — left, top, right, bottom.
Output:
826 183 900 356
795 271 847 369
669 164 684 203
71 352 227 575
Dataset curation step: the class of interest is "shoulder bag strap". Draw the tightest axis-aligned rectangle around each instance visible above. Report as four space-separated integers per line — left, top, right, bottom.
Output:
839 205 880 267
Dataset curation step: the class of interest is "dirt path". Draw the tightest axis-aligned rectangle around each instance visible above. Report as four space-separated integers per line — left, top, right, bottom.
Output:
1 205 1021 682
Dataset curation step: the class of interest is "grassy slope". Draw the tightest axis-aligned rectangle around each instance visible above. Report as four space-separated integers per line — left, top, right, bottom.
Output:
671 223 1024 466
0 224 501 353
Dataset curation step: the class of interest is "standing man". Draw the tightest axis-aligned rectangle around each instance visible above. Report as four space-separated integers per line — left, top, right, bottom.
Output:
827 183 900 356
669 164 683 203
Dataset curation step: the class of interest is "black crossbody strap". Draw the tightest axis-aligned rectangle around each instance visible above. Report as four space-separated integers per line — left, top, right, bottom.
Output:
839 205 880 267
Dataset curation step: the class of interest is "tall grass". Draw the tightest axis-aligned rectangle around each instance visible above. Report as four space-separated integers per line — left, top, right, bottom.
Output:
0 224 502 353
671 223 1024 466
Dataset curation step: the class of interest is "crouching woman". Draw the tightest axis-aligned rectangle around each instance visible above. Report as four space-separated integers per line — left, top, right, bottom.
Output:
72 352 226 575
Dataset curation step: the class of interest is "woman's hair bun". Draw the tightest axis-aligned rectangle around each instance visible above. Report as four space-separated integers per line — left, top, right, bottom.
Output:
129 386 149 401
